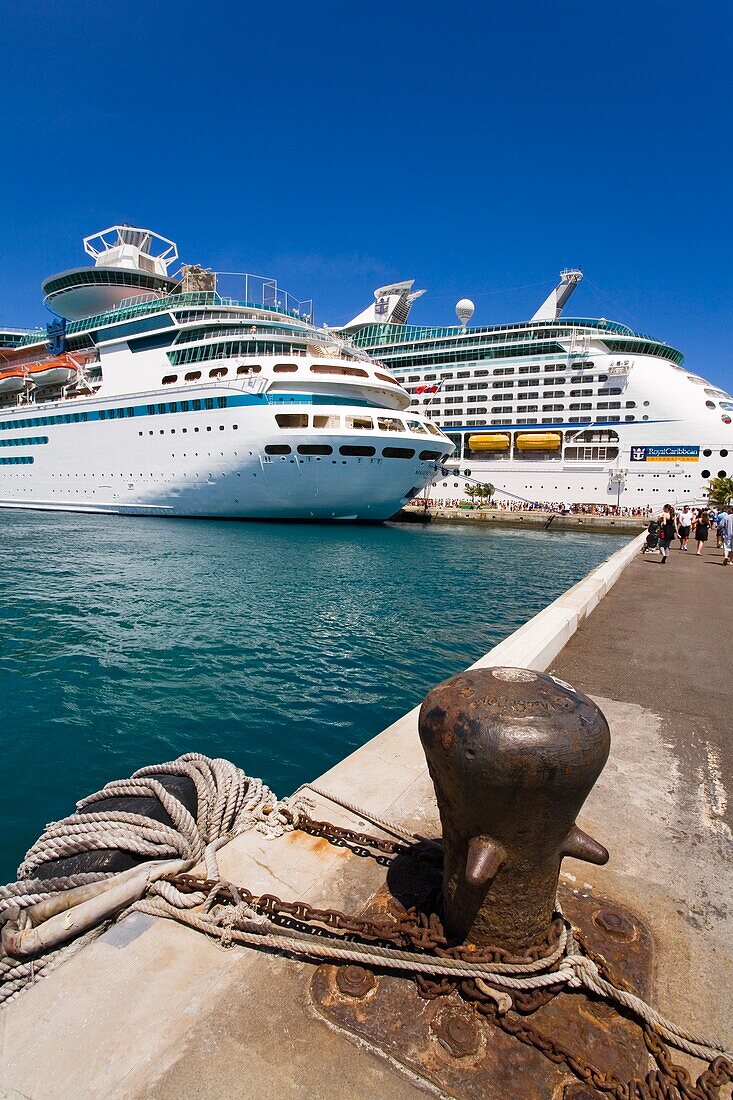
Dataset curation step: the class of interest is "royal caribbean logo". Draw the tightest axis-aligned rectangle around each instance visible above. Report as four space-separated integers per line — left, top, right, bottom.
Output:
630 445 700 463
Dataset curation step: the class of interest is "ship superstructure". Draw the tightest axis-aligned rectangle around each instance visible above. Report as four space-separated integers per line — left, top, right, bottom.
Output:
0 228 452 520
344 272 733 507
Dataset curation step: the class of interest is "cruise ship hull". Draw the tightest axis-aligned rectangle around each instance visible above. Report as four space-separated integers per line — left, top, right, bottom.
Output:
0 389 442 521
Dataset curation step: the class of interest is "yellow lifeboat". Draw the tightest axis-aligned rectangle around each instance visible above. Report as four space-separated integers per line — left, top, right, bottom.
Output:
0 368 27 395
468 433 511 452
514 432 563 452
26 354 78 389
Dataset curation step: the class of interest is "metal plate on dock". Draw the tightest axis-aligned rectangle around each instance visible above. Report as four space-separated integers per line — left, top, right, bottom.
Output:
310 883 654 1099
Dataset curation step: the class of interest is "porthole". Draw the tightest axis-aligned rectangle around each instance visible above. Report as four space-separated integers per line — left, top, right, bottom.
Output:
702 469 710 478
703 449 712 457
382 447 415 459
265 444 291 455
721 449 729 457
706 401 716 409
340 445 376 457
298 444 333 456
718 470 727 478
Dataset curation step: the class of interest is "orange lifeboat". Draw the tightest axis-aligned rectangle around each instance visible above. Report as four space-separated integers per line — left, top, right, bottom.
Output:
0 368 27 395
25 354 77 389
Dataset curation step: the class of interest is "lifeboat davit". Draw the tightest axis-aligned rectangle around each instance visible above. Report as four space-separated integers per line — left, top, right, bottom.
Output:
514 432 563 452
468 432 511 452
26 354 77 389
0 368 28 395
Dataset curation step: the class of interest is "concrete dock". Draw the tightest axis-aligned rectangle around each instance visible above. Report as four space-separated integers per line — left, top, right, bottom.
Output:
1 534 731 1098
395 504 648 536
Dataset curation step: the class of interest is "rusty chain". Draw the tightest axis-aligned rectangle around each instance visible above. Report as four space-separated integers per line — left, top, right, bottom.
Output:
166 812 732 1099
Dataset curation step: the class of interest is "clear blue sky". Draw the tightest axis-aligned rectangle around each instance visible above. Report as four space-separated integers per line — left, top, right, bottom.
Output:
2 0 731 390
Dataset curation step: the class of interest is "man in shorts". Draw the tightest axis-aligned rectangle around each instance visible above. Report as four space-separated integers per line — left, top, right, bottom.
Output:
677 505 693 551
722 506 733 566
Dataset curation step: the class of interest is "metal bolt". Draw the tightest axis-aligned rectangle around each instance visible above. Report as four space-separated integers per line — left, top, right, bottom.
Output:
335 964 376 998
563 1084 600 1099
433 1009 481 1058
593 908 634 939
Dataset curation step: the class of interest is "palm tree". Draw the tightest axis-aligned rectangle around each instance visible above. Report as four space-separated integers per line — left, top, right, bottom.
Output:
464 484 477 506
708 476 733 509
477 482 495 506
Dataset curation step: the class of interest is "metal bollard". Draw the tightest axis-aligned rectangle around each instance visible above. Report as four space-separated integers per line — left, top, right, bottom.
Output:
419 667 610 952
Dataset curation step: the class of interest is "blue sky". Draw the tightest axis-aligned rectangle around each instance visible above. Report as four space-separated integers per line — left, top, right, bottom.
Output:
1 0 731 390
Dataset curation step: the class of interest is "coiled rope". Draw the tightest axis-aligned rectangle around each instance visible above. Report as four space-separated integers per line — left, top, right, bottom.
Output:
0 753 310 1006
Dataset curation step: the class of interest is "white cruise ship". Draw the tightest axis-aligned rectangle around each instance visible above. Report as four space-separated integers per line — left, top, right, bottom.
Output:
342 273 733 508
0 227 452 520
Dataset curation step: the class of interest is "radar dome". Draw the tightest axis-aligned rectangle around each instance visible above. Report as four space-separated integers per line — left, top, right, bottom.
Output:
455 298 475 326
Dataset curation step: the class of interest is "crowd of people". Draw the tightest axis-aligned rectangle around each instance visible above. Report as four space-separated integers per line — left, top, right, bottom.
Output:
643 503 733 565
412 497 653 517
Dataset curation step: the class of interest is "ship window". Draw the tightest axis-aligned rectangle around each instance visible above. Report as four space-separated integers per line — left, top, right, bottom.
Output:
236 364 262 375
625 415 636 421
721 449 729 457
310 364 369 378
425 374 438 381
274 363 298 372
162 374 177 385
475 369 489 377
625 401 636 408
718 470 727 478
265 444 291 455
209 367 228 379
340 445 376 457
702 469 710 478
518 392 539 400
298 444 333 456
383 446 415 459
406 419 428 434
346 415 373 430
275 413 309 428
185 371 201 382
570 389 592 397
456 372 469 379
703 449 712 456
378 417 404 432
375 371 397 384
314 415 341 428
419 449 443 461
706 401 716 409
426 423 442 437
408 375 420 382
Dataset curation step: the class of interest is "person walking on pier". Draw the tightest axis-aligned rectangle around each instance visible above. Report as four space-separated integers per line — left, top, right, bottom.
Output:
693 508 711 556
677 506 693 551
721 506 733 566
658 505 676 564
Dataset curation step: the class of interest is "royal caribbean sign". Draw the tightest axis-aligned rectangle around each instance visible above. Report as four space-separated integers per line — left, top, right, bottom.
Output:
630 445 700 463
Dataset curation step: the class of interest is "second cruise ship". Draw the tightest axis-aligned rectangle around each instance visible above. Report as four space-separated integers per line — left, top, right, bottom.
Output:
342 272 733 508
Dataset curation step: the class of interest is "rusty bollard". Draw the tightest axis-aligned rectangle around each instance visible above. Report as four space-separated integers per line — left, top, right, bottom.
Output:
419 667 610 952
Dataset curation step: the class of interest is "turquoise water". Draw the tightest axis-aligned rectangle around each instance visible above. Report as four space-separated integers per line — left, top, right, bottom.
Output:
0 512 625 884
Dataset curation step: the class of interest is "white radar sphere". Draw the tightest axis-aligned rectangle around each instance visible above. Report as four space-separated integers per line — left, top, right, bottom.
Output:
455 298 475 326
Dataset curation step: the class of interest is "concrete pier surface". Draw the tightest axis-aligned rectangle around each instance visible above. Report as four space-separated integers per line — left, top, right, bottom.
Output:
1 534 731 1099
395 503 648 536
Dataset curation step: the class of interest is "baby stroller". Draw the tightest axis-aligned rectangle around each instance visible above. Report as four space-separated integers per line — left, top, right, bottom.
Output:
642 519 660 553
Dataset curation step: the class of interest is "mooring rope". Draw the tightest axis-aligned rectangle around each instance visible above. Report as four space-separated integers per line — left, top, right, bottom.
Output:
0 753 311 1006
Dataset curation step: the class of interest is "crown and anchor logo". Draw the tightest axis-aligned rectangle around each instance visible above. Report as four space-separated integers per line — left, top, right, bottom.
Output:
631 447 647 461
